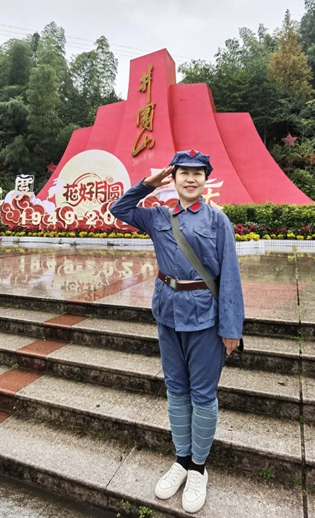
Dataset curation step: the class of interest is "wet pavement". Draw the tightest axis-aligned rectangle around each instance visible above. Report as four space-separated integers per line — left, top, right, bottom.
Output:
0 245 314 324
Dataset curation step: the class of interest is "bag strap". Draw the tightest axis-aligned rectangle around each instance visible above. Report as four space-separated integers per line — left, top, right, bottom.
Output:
168 208 218 302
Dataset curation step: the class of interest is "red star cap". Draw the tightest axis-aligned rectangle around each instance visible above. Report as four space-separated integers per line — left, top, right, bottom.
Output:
189 149 197 156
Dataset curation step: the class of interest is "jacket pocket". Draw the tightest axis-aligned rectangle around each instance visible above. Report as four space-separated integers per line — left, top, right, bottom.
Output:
192 289 217 324
152 222 173 250
193 226 217 262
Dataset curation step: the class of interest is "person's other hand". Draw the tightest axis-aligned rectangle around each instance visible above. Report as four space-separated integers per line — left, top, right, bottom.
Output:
143 166 174 188
222 338 239 355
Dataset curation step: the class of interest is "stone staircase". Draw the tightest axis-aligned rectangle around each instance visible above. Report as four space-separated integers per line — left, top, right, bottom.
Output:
0 292 314 517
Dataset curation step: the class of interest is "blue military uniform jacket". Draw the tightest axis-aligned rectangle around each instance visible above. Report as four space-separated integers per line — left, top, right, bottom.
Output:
110 181 244 339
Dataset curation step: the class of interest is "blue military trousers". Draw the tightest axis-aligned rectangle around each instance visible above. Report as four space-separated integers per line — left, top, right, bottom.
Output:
157 323 226 404
157 323 226 463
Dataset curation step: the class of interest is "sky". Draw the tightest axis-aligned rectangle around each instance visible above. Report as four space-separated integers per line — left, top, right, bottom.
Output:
0 0 307 98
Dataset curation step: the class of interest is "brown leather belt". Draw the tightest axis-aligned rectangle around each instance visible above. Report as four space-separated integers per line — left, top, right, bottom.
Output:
158 270 208 291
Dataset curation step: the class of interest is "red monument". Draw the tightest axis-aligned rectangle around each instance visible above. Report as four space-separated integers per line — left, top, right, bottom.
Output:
1 49 312 232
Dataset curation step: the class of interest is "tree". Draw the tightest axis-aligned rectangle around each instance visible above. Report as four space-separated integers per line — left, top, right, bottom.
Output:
70 36 119 126
37 22 67 80
0 135 31 174
299 0 315 88
8 40 33 87
179 27 285 144
268 10 314 101
27 64 62 187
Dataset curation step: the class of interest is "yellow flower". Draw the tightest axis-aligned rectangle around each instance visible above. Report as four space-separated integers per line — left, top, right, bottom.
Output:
287 233 295 239
306 235 312 240
296 235 304 240
263 234 271 240
277 234 284 239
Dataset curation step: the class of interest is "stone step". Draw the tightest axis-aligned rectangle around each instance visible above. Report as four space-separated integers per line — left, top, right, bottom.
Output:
0 473 116 518
0 369 309 486
0 337 313 421
0 415 306 518
0 291 309 339
0 309 314 376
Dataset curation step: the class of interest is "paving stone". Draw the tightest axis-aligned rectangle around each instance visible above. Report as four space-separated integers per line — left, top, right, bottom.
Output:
216 409 301 461
0 417 130 487
308 493 315 518
220 367 300 401
245 335 300 357
108 447 304 518
302 341 315 358
49 344 162 377
18 375 153 423
0 369 42 395
302 377 315 404
304 422 315 466
0 307 58 323
19 339 68 358
94 278 155 308
242 281 299 323
0 333 35 352
73 317 158 338
0 475 114 518
0 366 10 376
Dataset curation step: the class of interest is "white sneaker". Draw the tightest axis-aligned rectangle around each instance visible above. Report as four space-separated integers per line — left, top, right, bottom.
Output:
155 462 188 500
182 469 208 513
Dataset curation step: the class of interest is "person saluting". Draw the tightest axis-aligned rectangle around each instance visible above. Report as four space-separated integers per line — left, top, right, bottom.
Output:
110 150 244 514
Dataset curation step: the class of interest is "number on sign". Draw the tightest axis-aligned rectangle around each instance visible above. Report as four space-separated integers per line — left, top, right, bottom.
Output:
86 211 97 225
47 212 57 225
21 212 27 225
32 212 41 226
103 210 115 226
64 212 75 225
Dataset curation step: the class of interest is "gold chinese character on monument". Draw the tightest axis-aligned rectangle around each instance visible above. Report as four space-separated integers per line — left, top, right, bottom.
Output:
139 64 153 103
132 64 156 157
203 179 224 207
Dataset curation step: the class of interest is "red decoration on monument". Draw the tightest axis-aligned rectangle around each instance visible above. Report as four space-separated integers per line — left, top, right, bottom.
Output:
282 133 298 147
1 49 312 231
46 162 57 174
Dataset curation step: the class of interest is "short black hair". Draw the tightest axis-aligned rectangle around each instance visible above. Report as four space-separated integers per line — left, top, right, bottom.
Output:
172 166 207 179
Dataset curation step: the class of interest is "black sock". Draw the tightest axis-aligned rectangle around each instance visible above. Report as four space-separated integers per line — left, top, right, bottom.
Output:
189 460 205 475
176 455 191 471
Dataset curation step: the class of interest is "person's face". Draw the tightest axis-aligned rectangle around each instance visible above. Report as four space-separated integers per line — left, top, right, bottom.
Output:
174 167 206 207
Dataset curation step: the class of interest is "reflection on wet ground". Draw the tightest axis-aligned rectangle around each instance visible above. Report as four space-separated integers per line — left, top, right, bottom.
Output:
0 246 314 324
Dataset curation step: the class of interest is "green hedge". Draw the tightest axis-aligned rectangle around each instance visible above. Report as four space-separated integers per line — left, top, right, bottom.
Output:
222 203 315 229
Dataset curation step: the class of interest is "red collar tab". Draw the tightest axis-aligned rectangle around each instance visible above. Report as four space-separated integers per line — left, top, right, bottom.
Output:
189 149 197 156
188 201 202 212
173 203 181 215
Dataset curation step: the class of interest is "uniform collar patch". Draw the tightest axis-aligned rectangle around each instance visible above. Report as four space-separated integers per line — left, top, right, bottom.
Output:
173 198 204 215
188 201 202 212
173 203 183 215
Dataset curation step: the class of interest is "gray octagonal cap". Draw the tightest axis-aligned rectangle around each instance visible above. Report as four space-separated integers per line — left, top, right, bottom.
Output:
169 149 213 178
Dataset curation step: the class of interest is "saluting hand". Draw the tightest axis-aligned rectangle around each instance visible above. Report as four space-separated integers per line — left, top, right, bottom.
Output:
143 166 174 188
222 338 239 356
